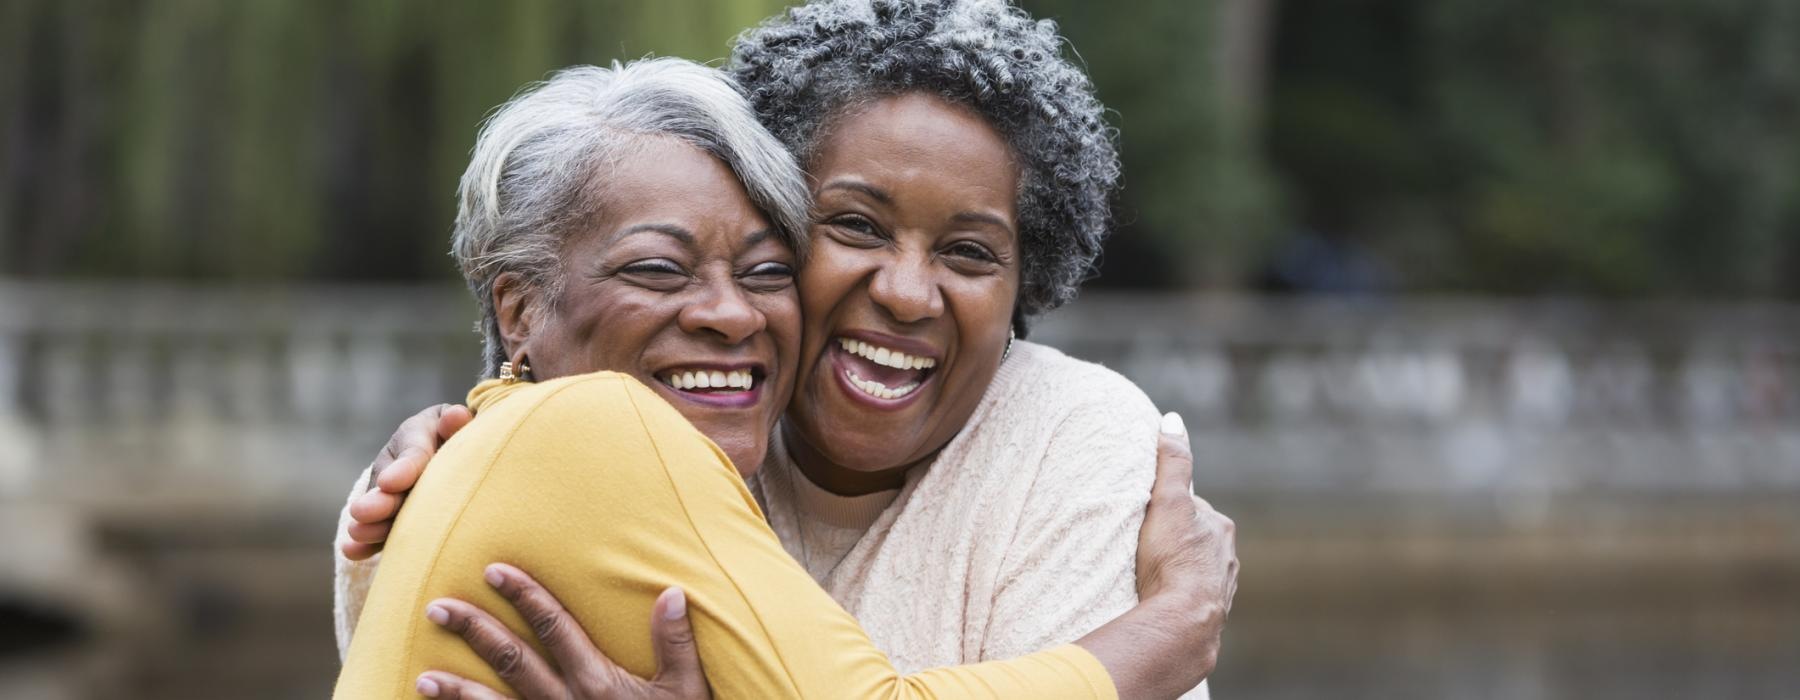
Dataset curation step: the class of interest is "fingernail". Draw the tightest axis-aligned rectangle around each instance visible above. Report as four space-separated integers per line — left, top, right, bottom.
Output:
1160 411 1187 436
663 587 686 621
416 676 440 697
425 604 449 625
485 564 504 588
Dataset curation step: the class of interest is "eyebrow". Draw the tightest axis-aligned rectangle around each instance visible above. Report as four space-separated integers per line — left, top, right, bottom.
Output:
821 178 1014 233
818 179 893 205
743 228 780 247
951 211 1015 233
614 223 695 245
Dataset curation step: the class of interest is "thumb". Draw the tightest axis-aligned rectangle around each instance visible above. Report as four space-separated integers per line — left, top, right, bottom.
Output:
1153 411 1195 500
649 587 707 696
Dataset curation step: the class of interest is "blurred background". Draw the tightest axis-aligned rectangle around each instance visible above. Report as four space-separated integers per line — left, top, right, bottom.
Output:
1 0 1796 698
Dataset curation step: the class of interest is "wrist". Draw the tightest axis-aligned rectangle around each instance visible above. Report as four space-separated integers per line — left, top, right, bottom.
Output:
1139 587 1224 681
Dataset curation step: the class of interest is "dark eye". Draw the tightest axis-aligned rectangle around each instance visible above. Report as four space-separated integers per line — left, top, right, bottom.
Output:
740 261 795 291
828 214 884 243
745 261 794 278
618 259 689 289
947 241 999 263
622 259 684 275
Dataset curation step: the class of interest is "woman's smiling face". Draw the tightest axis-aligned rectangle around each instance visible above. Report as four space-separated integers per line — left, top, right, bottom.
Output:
516 138 801 475
784 92 1022 487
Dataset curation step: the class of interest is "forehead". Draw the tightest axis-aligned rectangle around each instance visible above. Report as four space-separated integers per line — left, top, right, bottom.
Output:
811 93 1019 202
585 138 775 247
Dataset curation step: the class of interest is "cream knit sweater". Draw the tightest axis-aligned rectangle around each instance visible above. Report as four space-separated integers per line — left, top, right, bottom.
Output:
333 341 1208 698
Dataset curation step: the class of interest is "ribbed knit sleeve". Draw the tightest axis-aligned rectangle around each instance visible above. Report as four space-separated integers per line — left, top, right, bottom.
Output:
331 465 381 661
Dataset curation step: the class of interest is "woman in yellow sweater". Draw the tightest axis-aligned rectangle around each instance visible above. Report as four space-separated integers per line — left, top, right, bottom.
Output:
334 58 1219 699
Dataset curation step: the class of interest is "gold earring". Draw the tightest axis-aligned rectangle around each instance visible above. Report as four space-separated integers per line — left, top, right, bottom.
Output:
500 360 531 383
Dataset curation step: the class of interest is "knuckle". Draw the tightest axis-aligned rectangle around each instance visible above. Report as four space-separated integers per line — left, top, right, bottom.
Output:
445 610 473 635
527 609 564 645
489 641 526 679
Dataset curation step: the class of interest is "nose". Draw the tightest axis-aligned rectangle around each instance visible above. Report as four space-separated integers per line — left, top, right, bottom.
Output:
678 276 767 346
867 249 945 324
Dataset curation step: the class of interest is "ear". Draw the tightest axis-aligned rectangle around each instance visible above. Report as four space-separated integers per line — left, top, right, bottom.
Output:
492 272 539 359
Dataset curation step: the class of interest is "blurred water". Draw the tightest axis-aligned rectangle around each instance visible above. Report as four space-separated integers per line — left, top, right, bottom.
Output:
2 283 1797 699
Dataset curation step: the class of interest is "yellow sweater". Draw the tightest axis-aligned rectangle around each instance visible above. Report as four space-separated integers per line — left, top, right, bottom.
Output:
333 372 1116 699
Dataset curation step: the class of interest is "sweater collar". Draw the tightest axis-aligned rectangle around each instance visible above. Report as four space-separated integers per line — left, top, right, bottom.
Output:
467 378 526 413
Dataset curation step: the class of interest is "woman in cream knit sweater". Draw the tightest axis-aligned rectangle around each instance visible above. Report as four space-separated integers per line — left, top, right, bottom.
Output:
341 1 1235 697
336 55 1226 699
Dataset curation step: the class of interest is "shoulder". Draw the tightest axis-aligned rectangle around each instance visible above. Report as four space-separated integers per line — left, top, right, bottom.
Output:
975 342 1161 485
993 341 1161 430
477 372 680 431
466 372 714 468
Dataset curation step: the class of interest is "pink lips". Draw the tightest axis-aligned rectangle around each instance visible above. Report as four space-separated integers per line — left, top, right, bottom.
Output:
664 383 762 409
651 364 767 410
828 342 934 411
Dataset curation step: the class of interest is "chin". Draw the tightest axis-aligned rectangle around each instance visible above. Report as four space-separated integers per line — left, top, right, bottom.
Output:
811 422 917 473
713 435 767 478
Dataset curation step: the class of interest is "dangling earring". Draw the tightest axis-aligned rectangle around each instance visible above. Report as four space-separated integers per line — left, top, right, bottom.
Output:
1002 326 1016 362
499 356 532 383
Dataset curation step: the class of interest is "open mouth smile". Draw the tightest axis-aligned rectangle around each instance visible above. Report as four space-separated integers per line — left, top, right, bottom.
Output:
655 365 766 408
831 336 939 407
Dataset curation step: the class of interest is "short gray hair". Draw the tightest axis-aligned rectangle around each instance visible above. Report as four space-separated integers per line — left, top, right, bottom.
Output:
730 0 1121 337
452 58 810 377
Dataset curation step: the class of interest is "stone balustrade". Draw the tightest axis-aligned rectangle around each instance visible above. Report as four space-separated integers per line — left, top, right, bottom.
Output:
3 280 1797 699
3 281 1796 504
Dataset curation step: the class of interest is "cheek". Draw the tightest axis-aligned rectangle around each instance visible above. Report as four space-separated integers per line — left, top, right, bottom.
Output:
572 294 665 369
759 293 803 359
946 276 1017 345
797 247 877 317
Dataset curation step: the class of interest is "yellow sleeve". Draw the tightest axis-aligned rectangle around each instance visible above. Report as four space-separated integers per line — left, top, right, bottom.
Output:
334 372 1116 700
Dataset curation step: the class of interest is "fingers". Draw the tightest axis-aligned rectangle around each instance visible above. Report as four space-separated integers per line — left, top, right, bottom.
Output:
649 587 708 696
436 404 474 441
485 563 611 677
426 597 561 696
415 671 512 700
346 519 392 545
339 539 382 562
371 404 457 487
375 447 430 493
348 487 403 525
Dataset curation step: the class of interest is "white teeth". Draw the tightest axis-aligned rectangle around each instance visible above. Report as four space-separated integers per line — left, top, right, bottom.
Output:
659 369 755 392
838 338 937 370
843 369 920 401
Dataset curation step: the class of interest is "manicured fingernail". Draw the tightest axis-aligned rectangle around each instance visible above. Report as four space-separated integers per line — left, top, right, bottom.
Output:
663 587 686 620
485 564 504 588
425 604 449 625
1160 411 1187 436
416 676 440 697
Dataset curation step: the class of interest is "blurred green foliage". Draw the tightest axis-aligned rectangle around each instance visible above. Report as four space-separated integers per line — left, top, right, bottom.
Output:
1265 0 1800 296
1 0 786 281
3 0 1796 296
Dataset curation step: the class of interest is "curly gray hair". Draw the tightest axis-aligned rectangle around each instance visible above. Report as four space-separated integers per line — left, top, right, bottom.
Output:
728 0 1121 334
452 58 811 377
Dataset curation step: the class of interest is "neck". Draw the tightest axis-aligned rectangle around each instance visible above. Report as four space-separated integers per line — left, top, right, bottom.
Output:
781 421 921 497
